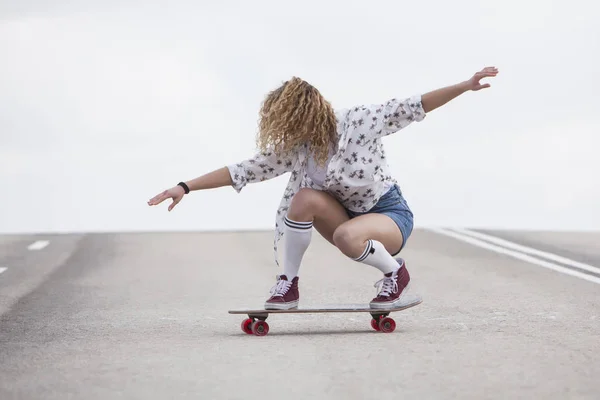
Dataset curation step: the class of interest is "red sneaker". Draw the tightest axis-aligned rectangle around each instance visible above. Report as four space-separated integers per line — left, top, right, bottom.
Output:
264 275 299 310
369 259 411 309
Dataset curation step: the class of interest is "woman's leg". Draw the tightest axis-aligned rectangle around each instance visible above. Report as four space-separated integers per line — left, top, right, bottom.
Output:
265 188 350 310
282 188 350 278
332 213 404 273
332 211 413 309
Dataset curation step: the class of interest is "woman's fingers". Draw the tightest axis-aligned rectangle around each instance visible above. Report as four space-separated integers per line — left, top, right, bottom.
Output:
148 190 169 205
468 67 498 91
479 67 498 77
148 186 186 211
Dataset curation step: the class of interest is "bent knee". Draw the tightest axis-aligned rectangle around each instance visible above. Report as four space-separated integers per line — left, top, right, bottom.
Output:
332 224 362 256
288 188 328 220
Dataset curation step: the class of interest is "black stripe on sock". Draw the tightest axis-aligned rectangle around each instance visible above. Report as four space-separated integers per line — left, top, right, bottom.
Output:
284 217 313 230
354 239 373 262
284 215 312 224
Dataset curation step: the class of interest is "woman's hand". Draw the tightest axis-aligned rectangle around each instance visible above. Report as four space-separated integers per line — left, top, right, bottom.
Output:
463 66 499 91
147 185 186 211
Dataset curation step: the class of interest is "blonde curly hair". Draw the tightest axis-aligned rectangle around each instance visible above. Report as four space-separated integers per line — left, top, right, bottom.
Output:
256 77 338 167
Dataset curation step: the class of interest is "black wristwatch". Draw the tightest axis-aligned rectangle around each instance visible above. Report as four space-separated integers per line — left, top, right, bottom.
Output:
177 182 190 194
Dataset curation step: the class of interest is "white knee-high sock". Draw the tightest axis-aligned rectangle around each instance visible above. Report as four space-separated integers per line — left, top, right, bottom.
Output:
283 216 313 279
353 239 399 275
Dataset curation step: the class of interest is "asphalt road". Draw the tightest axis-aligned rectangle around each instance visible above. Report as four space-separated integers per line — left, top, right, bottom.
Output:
1 228 599 399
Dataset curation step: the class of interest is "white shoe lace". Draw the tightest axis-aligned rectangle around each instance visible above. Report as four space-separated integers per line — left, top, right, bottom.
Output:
374 275 398 297
270 278 292 297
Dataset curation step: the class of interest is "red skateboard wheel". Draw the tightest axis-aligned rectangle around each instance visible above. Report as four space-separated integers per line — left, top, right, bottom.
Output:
251 320 269 336
378 317 396 333
241 318 253 334
371 318 381 331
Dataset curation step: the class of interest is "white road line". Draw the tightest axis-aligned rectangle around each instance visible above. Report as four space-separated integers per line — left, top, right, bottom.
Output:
449 227 600 276
0 267 7 274
427 227 600 285
28 240 49 251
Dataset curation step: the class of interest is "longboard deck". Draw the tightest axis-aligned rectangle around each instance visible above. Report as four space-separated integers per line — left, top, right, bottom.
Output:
229 294 423 316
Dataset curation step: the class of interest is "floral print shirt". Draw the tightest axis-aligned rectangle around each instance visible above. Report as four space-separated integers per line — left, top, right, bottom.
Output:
227 94 426 266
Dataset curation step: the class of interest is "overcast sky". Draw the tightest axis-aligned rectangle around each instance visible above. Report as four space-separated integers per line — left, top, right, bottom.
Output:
1 0 598 234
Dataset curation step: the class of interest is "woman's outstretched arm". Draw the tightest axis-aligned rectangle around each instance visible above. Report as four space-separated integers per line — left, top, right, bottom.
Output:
147 149 297 211
421 66 498 113
184 167 233 191
364 66 499 138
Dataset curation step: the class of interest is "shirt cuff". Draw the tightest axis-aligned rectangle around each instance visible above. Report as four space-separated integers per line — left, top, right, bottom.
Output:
408 94 426 122
227 163 247 193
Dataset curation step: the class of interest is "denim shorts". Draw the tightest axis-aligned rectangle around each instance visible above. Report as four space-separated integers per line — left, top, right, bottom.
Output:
345 184 414 256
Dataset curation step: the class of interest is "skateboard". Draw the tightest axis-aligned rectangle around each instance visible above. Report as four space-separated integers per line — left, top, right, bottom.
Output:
229 294 422 336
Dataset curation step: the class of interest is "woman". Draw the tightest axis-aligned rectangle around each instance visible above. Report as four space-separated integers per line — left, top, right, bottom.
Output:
148 66 498 310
